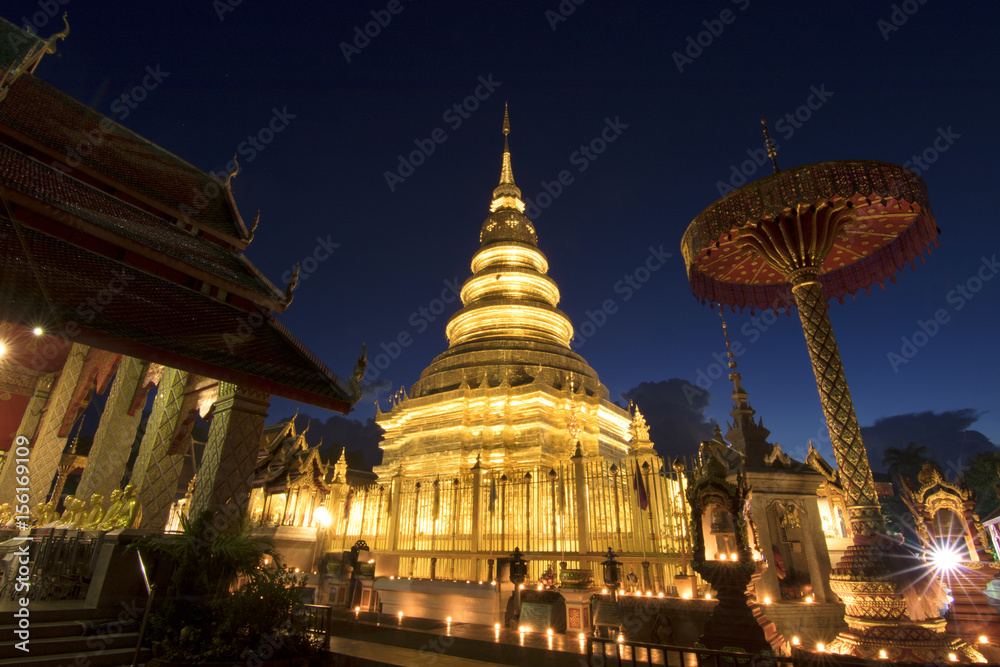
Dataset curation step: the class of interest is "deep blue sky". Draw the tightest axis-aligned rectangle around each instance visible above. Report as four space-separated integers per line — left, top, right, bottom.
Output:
22 1 999 468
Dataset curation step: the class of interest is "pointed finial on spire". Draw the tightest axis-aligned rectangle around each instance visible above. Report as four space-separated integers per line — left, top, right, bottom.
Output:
491 103 525 213
761 118 780 174
719 307 743 395
499 102 515 186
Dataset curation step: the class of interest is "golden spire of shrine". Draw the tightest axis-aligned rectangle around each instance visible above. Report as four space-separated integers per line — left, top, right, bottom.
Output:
491 102 525 213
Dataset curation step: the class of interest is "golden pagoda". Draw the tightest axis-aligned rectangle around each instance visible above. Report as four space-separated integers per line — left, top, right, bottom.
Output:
375 105 634 479
312 110 692 618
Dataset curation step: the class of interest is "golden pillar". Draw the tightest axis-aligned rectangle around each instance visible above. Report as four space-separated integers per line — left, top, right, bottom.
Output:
130 367 189 529
572 444 590 554
189 382 270 523
76 357 146 500
23 342 90 507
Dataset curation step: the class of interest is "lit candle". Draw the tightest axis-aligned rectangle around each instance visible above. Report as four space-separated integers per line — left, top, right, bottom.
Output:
879 649 887 659
719 553 727 561
816 643 825 652
617 634 624 643
578 633 586 641
949 654 957 662
705 593 711 600
658 592 664 598
980 636 989 644
791 636 800 646
763 596 771 605
547 628 553 636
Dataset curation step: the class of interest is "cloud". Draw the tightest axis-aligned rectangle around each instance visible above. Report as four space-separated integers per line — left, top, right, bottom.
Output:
359 378 393 403
861 409 997 475
621 379 717 460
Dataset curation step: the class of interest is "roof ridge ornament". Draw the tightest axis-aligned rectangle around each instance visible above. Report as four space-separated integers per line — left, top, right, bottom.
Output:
1 13 70 102
224 154 240 187
284 263 299 306
247 210 260 243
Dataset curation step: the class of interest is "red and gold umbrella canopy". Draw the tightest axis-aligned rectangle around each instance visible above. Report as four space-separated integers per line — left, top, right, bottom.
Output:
681 160 938 311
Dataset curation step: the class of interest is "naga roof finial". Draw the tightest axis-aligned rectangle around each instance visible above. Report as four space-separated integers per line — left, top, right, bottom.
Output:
284 263 299 305
248 210 260 242
224 154 240 187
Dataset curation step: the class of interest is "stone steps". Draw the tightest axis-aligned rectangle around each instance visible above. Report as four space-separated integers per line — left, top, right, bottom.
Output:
0 606 147 666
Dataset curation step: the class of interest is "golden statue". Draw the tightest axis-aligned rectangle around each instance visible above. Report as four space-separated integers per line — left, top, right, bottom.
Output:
114 485 141 530
57 495 76 524
66 497 87 529
81 493 105 530
37 501 59 526
97 489 124 530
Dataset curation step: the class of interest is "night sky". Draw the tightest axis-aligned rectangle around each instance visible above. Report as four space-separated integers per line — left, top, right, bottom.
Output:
20 1 1000 471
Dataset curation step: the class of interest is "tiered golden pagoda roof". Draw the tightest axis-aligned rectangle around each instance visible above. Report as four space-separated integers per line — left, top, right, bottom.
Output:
376 108 633 477
410 106 605 400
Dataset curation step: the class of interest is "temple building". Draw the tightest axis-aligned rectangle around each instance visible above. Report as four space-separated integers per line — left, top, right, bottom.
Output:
0 14 361 544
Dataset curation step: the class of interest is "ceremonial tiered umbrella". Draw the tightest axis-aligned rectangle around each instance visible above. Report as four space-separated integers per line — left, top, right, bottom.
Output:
680 123 982 662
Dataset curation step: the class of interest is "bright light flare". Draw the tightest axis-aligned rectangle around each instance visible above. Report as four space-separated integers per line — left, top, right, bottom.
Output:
313 506 332 527
32 327 43 336
929 544 962 574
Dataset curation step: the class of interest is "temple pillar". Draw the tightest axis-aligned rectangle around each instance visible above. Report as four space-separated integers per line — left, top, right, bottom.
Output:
0 371 54 506
472 461 483 552
387 475 402 552
189 382 270 524
572 446 590 554
23 343 90 507
750 499 780 604
76 357 146 500
130 367 189 529
472 461 483 581
802 498 834 602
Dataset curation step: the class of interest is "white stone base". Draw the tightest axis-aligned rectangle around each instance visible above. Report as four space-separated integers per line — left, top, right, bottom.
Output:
373 578 499 626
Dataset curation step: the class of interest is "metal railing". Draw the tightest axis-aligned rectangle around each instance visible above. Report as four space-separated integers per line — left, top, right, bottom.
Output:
131 549 156 667
0 530 99 601
586 636 795 667
303 603 334 650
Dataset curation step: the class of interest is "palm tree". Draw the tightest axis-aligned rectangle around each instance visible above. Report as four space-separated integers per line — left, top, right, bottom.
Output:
133 509 276 600
882 441 928 490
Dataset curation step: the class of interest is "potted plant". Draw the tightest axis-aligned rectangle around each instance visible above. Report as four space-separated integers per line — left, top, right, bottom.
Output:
131 509 316 665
